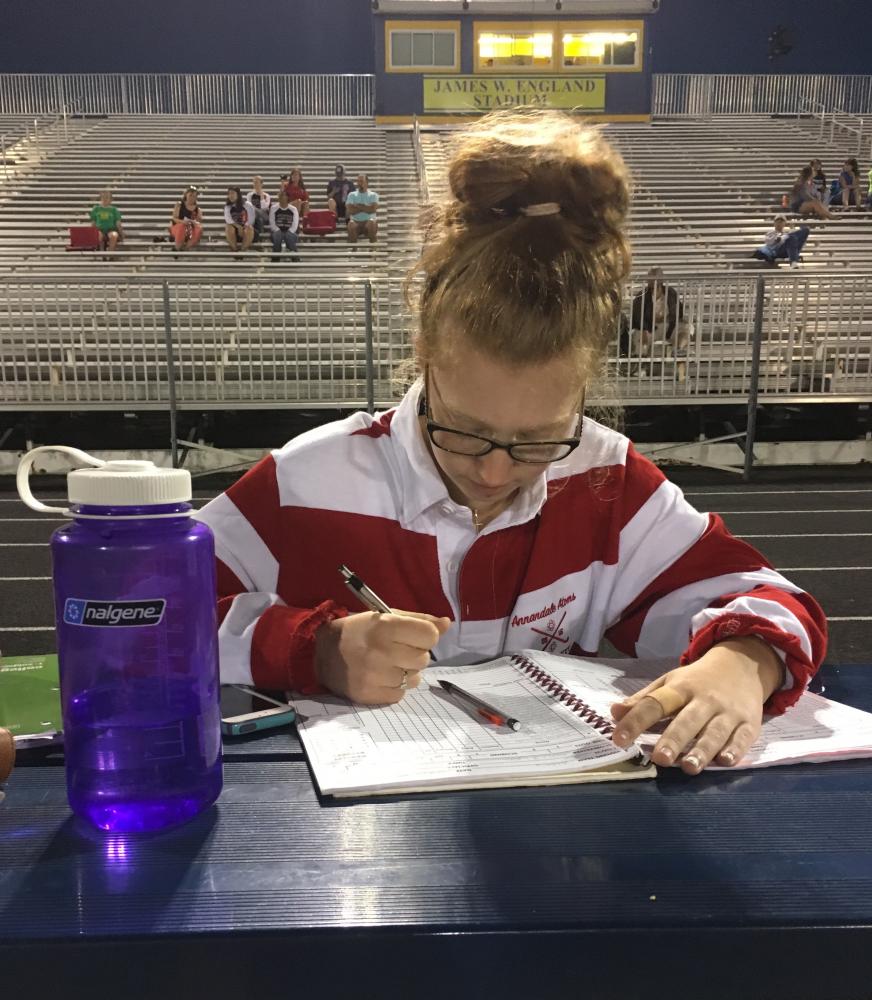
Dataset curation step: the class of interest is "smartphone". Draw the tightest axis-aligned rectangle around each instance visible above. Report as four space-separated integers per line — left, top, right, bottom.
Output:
220 685 296 737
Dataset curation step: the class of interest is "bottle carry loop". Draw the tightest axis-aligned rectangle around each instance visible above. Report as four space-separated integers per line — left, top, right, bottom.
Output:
17 446 106 517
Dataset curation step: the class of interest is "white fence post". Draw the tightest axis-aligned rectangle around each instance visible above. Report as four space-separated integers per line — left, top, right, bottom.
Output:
0 73 377 116
653 74 872 118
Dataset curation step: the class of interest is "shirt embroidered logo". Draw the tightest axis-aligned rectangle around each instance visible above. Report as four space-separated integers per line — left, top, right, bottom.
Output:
531 611 572 653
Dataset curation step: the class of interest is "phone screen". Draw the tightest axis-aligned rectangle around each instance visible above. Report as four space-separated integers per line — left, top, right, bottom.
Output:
220 686 288 720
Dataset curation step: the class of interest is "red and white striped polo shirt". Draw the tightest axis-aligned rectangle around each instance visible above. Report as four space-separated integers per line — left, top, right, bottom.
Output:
194 383 827 715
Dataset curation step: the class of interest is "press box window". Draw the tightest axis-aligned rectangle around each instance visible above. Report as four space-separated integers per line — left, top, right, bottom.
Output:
562 31 639 68
478 32 554 70
390 31 457 69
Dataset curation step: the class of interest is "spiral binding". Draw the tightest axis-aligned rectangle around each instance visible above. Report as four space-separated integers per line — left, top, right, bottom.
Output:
510 654 616 737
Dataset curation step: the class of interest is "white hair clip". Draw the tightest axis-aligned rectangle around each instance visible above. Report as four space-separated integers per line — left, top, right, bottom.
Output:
519 202 562 217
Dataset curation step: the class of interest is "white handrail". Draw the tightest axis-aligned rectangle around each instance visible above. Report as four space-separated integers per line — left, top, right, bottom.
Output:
1 273 870 413
654 75 872 118
798 97 870 157
412 115 430 204
0 74 376 117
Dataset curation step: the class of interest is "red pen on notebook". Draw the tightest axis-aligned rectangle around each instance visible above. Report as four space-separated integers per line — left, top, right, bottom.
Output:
438 680 521 732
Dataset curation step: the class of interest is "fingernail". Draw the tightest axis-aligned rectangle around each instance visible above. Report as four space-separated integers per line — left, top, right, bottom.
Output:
614 730 628 746
720 751 735 765
684 755 700 771
657 746 674 763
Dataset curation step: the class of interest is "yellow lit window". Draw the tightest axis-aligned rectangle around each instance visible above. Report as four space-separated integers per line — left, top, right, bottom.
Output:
563 30 638 68
478 31 553 69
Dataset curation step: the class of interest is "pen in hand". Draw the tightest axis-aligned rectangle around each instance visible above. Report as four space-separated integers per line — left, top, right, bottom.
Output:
338 564 438 662
438 680 521 732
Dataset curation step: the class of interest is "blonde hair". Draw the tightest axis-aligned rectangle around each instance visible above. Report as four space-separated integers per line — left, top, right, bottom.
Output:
408 106 631 380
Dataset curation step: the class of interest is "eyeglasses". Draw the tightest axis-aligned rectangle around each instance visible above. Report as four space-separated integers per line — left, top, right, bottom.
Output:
421 372 584 465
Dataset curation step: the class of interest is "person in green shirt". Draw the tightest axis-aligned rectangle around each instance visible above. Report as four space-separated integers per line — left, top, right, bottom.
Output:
88 189 124 251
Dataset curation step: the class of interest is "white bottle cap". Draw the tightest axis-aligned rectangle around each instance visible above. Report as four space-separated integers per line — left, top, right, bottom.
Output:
69 460 192 507
17 447 191 516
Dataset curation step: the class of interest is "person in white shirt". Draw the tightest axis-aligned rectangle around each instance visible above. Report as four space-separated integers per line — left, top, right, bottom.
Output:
247 176 271 240
346 174 380 245
268 190 300 260
754 215 810 268
224 187 256 253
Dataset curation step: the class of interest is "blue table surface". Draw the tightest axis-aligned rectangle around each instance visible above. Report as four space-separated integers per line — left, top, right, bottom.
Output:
2 664 872 1000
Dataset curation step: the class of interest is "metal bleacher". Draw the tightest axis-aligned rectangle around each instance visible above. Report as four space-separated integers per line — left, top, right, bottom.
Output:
0 115 425 411
0 109 870 422
420 115 872 405
0 114 403 275
422 115 872 274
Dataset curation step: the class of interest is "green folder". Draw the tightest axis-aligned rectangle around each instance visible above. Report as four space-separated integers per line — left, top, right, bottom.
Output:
0 654 63 746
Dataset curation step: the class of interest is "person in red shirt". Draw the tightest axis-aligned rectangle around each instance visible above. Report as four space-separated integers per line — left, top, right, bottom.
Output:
195 108 826 776
281 168 309 220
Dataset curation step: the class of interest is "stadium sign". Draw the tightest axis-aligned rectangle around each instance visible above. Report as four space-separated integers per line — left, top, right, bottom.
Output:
423 75 605 112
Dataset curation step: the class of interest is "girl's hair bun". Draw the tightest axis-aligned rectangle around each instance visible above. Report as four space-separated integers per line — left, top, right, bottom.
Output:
447 106 628 251
412 106 632 373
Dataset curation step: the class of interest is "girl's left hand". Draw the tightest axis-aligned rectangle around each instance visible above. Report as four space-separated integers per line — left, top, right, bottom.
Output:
610 636 785 774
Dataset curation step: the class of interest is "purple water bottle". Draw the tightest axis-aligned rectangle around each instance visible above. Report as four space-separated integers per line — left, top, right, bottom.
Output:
17 447 222 832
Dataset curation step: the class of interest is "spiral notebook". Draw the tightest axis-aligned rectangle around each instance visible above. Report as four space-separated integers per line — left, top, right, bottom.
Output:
293 649 872 798
292 651 656 798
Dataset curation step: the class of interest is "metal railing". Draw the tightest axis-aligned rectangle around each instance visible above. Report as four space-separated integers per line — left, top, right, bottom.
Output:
653 75 872 119
0 104 72 180
797 98 871 160
0 74 376 117
1 273 870 475
0 277 379 411
797 97 831 137
412 116 430 204
611 272 872 405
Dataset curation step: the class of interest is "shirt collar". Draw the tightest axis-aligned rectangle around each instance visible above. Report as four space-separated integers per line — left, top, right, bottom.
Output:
389 381 549 529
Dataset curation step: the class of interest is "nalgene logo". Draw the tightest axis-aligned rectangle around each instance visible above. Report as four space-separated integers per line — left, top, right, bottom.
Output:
63 598 166 628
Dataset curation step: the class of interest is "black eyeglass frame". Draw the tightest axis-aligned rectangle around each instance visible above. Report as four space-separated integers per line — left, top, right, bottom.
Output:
420 372 585 465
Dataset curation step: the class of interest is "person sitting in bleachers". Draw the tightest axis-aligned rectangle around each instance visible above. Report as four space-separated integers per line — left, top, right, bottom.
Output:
89 189 124 252
281 168 310 220
809 159 830 205
247 176 271 240
224 187 255 253
169 186 203 251
830 158 863 209
326 165 354 221
268 190 300 261
752 215 809 269
789 166 832 219
346 174 380 246
628 267 689 359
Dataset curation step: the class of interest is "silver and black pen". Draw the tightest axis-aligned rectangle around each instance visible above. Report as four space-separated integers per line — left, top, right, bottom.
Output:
338 564 437 661
338 566 520 729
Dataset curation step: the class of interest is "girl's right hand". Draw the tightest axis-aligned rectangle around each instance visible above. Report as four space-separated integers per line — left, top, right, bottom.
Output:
315 611 450 704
